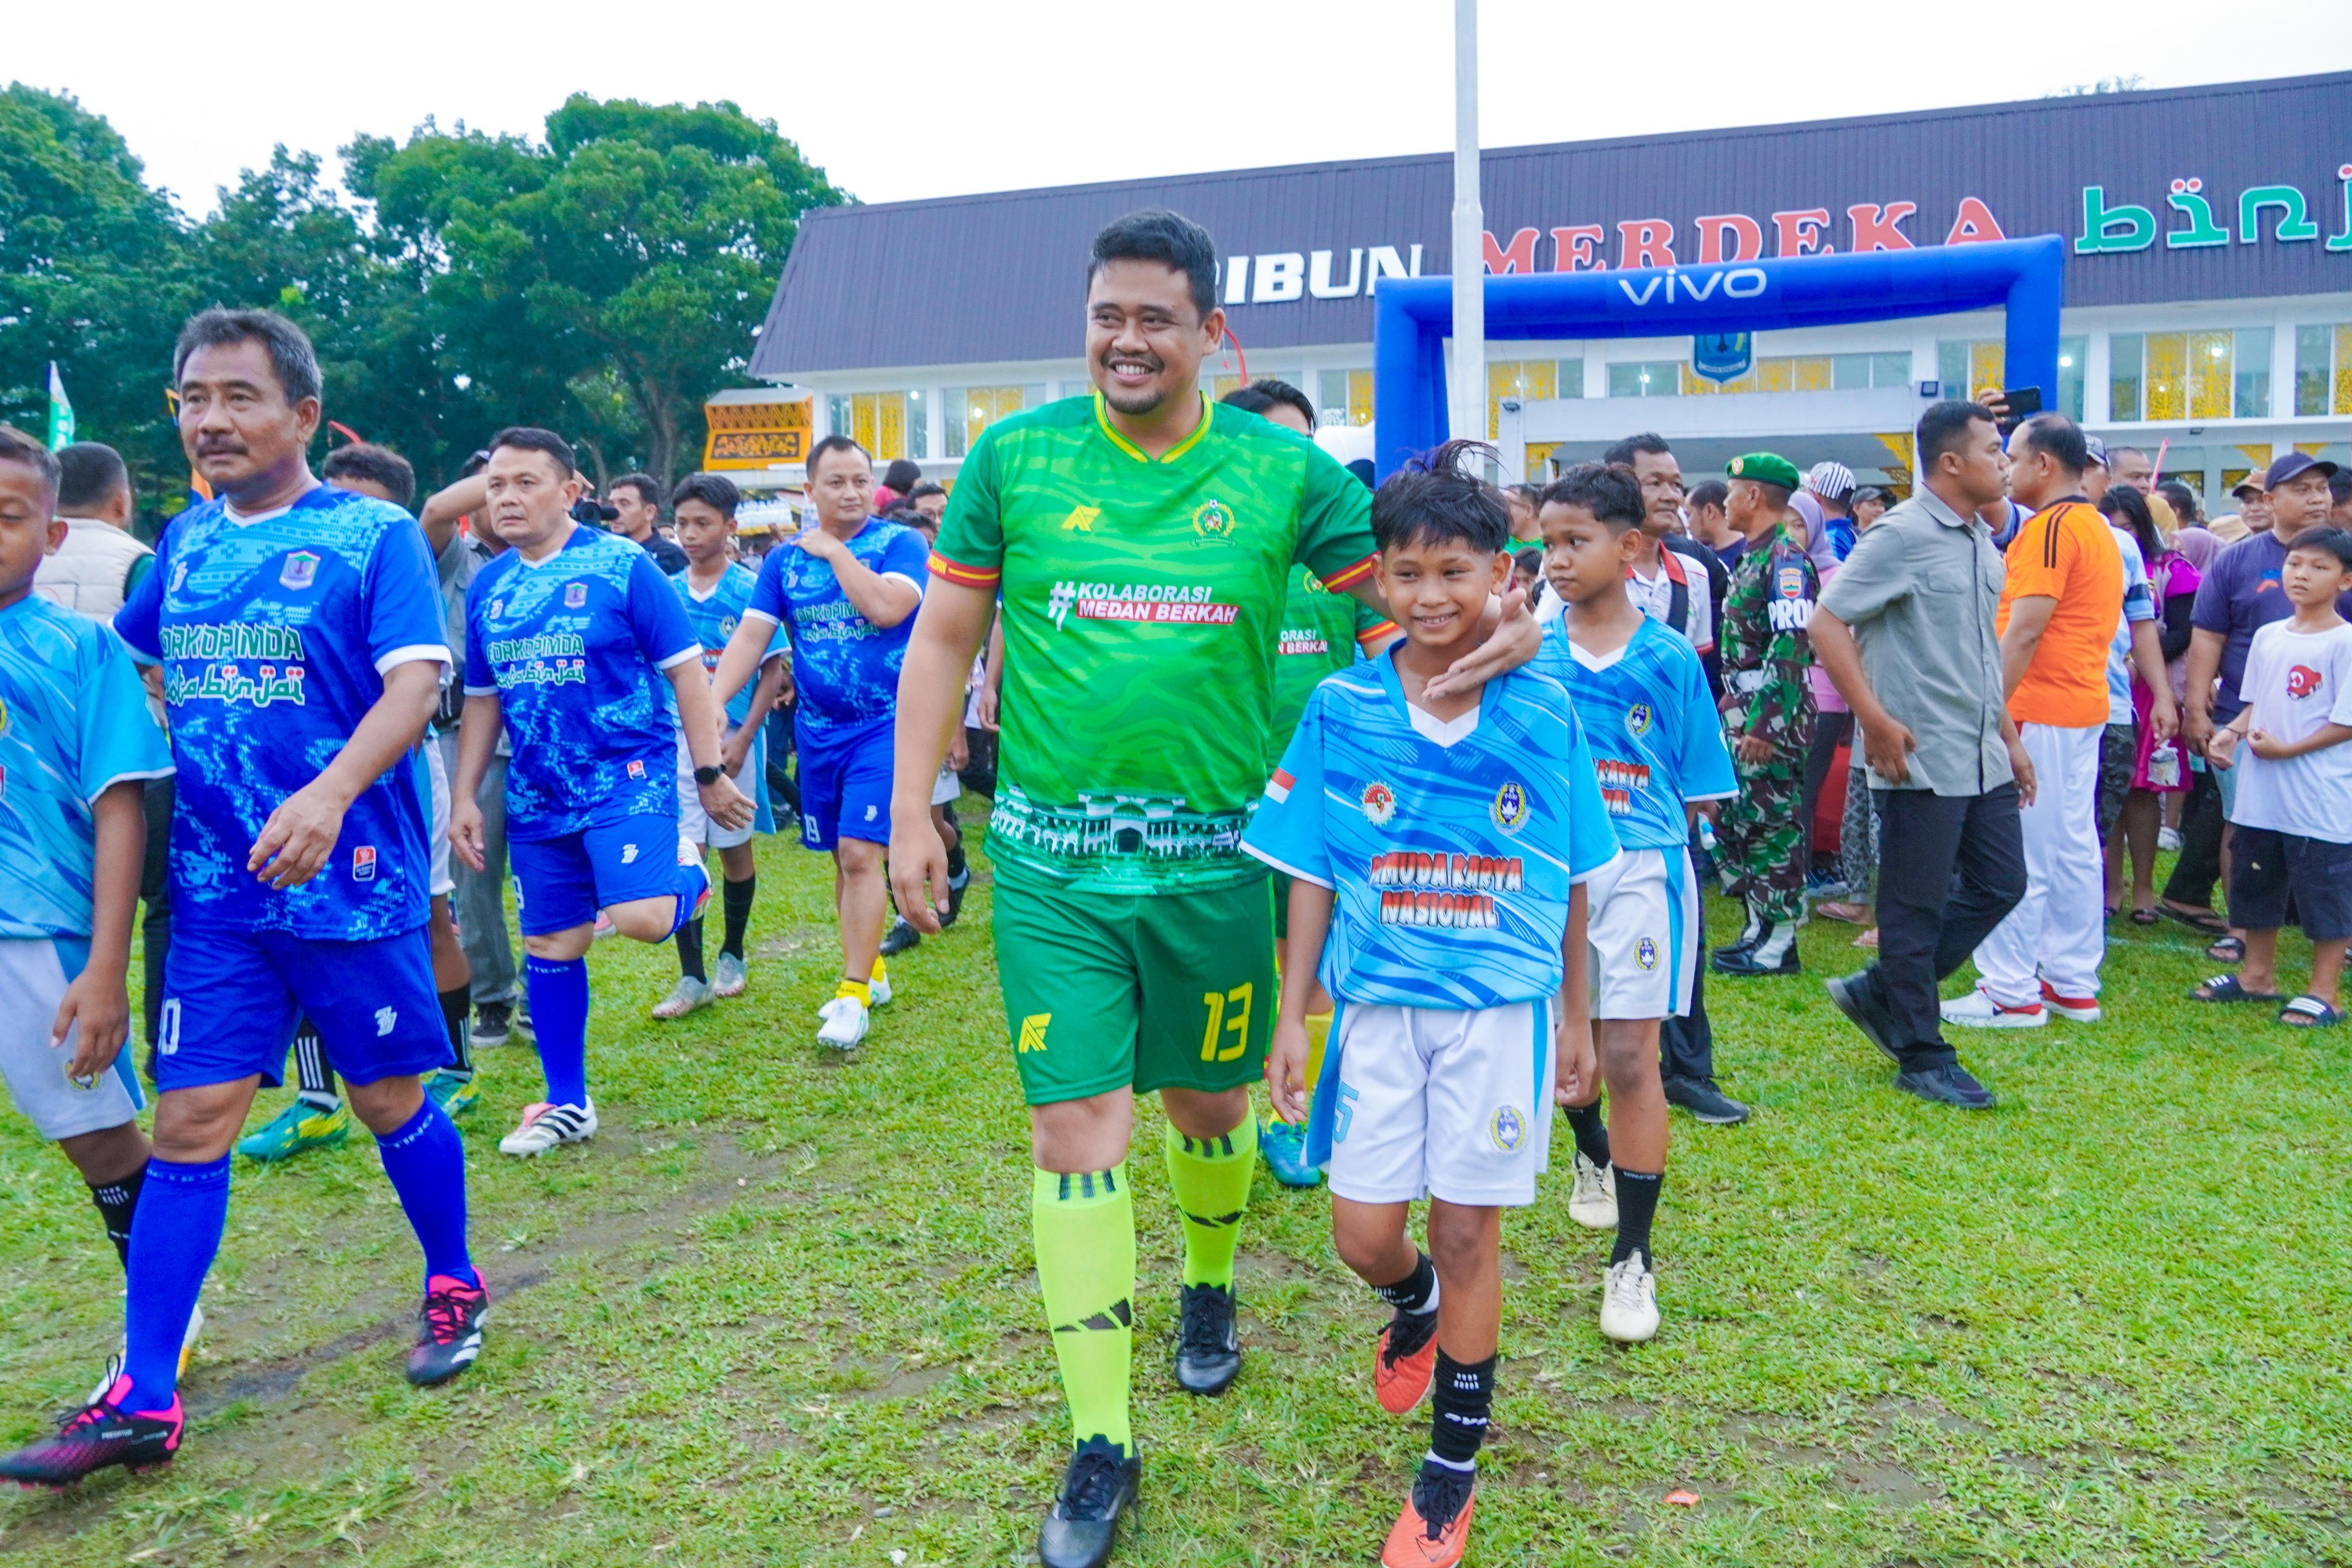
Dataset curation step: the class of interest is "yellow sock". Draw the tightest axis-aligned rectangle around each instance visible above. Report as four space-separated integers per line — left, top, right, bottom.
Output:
872 954 887 983
1303 1010 1332 1094
836 978 869 1005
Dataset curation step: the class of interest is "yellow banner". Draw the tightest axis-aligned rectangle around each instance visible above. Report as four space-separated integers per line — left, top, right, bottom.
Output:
702 398 811 470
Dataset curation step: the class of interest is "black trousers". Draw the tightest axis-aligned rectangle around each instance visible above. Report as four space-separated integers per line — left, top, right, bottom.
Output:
1800 712 1854 876
1860 784 2027 1069
2162 766 2225 911
1659 840 1714 1082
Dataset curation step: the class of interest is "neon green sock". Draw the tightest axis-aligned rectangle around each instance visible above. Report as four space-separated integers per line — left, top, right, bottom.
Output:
1164 1117 1258 1289
1031 1164 1134 1451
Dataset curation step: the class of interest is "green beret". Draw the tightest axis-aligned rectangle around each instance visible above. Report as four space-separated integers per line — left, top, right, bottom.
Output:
1726 452 1801 492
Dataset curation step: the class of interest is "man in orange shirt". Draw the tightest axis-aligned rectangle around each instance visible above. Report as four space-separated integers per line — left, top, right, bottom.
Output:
1946 414 2176 1027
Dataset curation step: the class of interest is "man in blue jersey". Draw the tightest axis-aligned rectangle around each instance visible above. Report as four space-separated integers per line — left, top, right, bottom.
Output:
452 429 750 1156
652 472 790 1018
1532 462 1737 1345
0 428 188 1410
710 434 927 1050
1 312 488 1488
1246 443 1614 1568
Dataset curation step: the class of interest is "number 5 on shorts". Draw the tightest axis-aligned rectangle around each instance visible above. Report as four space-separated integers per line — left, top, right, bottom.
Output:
1199 983 1253 1063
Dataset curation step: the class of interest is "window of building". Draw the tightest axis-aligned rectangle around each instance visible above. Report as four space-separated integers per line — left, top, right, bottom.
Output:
944 385 1045 458
1318 369 1374 427
1486 358 1581 436
2295 324 2352 416
826 391 915 462
1608 361 1681 397
2056 336 2086 421
1679 352 1907 397
1936 339 2004 402
2109 330 2272 421
1827 352 1910 391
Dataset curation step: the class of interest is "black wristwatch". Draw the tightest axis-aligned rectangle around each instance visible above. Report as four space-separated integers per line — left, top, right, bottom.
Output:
693 764 725 786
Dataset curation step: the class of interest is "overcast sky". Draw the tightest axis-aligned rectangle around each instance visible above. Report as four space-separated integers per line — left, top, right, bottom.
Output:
19 0 2352 216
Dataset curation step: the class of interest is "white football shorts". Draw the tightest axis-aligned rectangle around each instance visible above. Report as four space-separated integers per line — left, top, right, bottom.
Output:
1583 846 1698 1020
1323 997 1554 1208
420 737 456 898
0 938 143 1142
676 730 764 851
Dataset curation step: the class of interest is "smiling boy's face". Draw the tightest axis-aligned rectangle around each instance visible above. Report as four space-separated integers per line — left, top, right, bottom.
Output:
1377 534 1506 655
0 457 64 604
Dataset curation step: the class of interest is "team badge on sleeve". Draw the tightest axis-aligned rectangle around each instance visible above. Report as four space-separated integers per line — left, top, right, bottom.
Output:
1490 780 1530 833
1360 779 1397 827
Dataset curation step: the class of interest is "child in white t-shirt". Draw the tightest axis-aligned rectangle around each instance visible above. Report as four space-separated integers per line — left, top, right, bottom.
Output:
2203 527 2352 1025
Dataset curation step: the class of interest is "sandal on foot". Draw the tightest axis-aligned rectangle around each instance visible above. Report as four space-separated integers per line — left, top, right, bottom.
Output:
2129 907 2161 926
2208 935 2246 964
2191 973 2280 1003
2159 902 2230 936
2278 994 2342 1028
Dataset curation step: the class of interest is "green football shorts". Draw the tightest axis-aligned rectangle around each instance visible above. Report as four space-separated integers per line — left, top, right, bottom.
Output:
993 869 1276 1106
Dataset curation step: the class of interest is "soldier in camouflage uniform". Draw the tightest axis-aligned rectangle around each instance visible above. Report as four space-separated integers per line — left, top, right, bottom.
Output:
1711 453 1819 977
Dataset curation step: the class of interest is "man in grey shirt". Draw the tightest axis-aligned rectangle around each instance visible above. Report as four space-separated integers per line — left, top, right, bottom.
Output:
1809 401 2034 1110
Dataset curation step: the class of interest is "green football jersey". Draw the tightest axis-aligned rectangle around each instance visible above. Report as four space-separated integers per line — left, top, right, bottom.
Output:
1271 564 1396 752
934 392 1377 895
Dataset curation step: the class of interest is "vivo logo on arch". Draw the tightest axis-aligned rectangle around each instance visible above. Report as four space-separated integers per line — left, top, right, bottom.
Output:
1614 267 1770 306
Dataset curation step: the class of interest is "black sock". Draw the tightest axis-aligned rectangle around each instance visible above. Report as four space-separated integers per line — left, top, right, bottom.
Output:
1428 1351 1496 1468
89 1167 144 1272
1372 1250 1438 1316
293 1021 337 1105
946 833 967 882
677 916 706 983
721 875 756 960
1612 1168 1663 1266
438 985 474 1078
1565 1100 1611 1171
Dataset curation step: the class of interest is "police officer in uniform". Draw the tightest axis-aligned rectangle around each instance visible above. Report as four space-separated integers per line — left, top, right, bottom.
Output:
1712 453 1818 976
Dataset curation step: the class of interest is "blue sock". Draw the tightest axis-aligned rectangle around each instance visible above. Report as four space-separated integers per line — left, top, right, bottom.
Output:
670 859 710 936
122 1156 229 1410
376 1101 478 1289
524 954 591 1109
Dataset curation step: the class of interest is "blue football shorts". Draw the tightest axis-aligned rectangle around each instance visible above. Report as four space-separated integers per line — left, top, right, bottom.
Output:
155 924 448 1092
509 811 691 935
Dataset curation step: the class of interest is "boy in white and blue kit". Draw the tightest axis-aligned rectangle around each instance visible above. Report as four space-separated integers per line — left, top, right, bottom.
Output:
0 427 176 1370
1534 462 1737 1347
1246 443 1616 1568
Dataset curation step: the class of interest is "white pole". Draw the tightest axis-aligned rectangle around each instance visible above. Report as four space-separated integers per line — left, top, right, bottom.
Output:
1450 0 1485 449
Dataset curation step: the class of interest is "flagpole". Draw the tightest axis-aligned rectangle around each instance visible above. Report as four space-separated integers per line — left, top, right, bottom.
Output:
1449 0 1484 450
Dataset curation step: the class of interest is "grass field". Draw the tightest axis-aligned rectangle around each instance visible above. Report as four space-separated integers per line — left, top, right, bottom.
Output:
2 807 2347 1567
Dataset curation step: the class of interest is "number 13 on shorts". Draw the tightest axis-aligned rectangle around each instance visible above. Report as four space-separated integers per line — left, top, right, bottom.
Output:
1200 982 1253 1063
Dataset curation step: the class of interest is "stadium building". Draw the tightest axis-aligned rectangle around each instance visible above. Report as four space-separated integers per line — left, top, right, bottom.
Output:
733 71 2352 506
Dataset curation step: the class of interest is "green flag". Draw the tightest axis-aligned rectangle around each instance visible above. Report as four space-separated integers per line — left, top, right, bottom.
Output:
45 361 74 451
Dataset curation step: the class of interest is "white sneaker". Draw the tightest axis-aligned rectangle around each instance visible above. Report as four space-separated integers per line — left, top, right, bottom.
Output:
1939 986 2046 1029
711 953 748 998
1568 1154 1618 1231
499 1099 597 1156
2158 826 2183 853
651 976 713 1019
1599 1251 1661 1343
869 970 894 1008
592 912 615 940
89 1303 205 1404
815 996 869 1050
2038 979 2102 1023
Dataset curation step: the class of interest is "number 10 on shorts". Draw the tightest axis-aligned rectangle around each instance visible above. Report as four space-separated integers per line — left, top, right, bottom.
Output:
1199 983 1253 1063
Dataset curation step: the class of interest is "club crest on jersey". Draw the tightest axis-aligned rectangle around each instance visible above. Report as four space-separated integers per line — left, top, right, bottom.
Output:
352 845 376 881
1359 779 1397 827
626 759 646 779
1626 701 1653 736
564 582 588 608
1190 498 1236 543
376 1007 397 1036
1490 780 1530 833
279 550 321 590
719 615 738 637
0 695 9 739
1636 936 1659 970
1490 1105 1526 1152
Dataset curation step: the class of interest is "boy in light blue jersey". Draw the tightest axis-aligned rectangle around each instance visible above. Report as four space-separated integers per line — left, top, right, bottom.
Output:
1533 462 1737 1347
710 435 927 1050
1247 442 1613 1568
650 472 790 1020
0 428 180 1377
5 314 489 1490
452 429 752 1157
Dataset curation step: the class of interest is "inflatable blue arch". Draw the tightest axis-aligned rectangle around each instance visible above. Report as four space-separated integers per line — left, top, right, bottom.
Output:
1370 234 2066 479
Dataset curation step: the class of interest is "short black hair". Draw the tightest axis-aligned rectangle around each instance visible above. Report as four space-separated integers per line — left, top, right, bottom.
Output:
2154 478 2201 524
670 471 740 519
1541 461 1645 531
609 472 662 509
321 441 417 510
488 426 577 476
2014 412 2088 477
1686 478 1729 513
2097 484 2161 568
0 424 61 498
1088 209 1218 322
1602 432 1671 467
1370 440 1510 555
2285 525 2352 572
906 481 948 503
174 307 321 405
1220 378 1316 431
1916 399 1998 470
56 442 129 514
805 433 870 477
2332 469 2352 505
883 502 928 527
879 458 924 494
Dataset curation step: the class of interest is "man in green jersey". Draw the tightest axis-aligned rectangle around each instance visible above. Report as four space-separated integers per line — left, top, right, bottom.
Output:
888 209 1534 1568
1221 378 1397 1189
